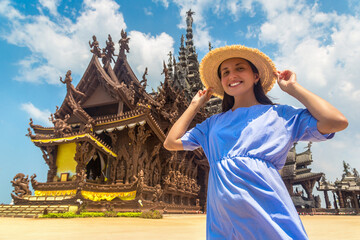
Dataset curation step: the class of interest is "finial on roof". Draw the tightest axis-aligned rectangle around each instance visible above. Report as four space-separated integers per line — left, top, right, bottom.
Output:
209 42 213 52
60 70 86 99
186 9 195 27
161 60 169 79
89 35 102 58
119 29 130 57
140 67 148 89
102 34 116 65
353 168 359 178
168 51 172 64
343 161 351 175
306 141 312 150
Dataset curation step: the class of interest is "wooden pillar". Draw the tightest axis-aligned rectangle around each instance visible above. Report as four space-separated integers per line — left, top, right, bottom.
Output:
333 192 338 209
117 101 123 114
352 192 359 213
284 181 293 196
302 180 314 200
338 191 345 208
324 190 331 209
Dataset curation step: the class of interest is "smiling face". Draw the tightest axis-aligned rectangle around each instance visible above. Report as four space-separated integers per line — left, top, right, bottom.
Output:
219 58 259 98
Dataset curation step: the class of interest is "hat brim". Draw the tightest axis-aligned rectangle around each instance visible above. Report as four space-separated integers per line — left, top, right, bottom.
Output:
199 45 277 99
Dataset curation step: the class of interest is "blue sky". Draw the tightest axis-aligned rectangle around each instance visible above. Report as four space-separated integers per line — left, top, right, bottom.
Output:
0 0 359 205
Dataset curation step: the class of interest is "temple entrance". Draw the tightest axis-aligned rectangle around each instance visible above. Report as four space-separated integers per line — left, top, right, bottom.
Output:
86 154 104 181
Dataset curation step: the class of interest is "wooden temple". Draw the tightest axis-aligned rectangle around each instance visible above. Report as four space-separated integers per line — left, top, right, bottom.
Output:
8 9 333 215
281 142 324 209
11 10 219 213
318 161 360 213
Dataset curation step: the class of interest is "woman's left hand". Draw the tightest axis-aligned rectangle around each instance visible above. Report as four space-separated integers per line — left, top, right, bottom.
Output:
276 70 298 93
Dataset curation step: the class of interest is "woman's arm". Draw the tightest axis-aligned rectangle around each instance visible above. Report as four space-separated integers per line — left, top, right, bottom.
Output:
163 88 213 151
277 70 348 134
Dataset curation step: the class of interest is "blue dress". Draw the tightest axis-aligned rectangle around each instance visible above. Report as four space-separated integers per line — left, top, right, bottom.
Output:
181 104 334 240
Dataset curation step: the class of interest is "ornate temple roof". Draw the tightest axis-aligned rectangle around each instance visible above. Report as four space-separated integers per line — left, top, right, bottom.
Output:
318 161 360 192
31 132 116 158
281 142 323 183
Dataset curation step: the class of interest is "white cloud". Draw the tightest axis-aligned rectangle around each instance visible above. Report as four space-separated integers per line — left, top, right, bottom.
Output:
21 102 52 127
152 0 169 8
14 55 61 84
127 31 174 91
2 0 126 84
39 0 60 16
0 0 25 20
144 7 153 16
248 0 360 183
1 0 176 92
243 0 360 107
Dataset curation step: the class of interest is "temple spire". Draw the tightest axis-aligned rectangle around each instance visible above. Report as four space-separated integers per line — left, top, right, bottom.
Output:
185 9 195 54
185 9 201 97
167 51 173 78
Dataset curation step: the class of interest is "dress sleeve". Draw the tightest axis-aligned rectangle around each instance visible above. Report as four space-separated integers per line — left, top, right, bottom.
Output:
281 105 335 142
180 118 209 151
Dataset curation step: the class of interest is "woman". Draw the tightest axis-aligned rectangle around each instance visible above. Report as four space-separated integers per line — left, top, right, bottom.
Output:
163 45 348 239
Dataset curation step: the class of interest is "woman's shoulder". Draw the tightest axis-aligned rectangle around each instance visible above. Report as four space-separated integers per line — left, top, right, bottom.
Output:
270 104 304 112
270 104 309 120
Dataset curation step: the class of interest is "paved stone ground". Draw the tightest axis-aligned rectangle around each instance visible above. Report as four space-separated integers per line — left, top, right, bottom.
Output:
0 214 359 240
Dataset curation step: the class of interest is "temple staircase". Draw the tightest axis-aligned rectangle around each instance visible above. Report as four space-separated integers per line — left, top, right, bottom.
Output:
0 204 73 218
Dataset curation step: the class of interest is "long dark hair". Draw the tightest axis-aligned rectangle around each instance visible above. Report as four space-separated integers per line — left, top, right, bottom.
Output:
218 59 274 112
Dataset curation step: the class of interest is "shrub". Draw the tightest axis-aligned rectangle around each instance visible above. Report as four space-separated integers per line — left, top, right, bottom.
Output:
140 210 163 219
117 212 142 218
40 211 142 218
104 211 118 217
79 212 105 218
40 212 77 218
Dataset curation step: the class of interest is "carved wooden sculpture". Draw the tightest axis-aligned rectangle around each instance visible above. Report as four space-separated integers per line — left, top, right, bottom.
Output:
11 173 32 198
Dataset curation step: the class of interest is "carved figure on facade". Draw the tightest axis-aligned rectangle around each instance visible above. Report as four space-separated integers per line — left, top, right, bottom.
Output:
60 70 86 101
128 82 136 105
148 143 161 186
127 125 151 183
110 143 130 184
168 95 181 124
83 123 93 133
30 174 38 188
49 113 72 137
75 169 87 193
140 67 148 89
26 127 35 139
40 146 57 182
136 170 145 200
11 173 32 198
152 184 163 202
74 142 96 174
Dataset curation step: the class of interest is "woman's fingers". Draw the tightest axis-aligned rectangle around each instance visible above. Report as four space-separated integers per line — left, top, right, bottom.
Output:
277 70 294 80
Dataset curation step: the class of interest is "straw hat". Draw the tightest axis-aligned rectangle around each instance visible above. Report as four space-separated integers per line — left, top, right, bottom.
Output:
199 45 277 99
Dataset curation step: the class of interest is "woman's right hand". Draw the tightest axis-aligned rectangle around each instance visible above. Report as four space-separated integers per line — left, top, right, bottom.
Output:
190 88 213 110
